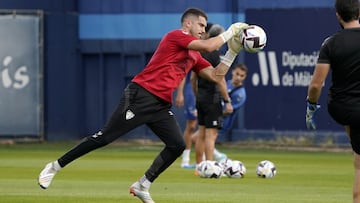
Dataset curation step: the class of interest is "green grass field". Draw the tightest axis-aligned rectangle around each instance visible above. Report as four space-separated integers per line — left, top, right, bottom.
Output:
0 142 354 203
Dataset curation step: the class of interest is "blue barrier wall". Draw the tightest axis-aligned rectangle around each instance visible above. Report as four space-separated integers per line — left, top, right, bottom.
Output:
0 0 338 141
244 8 340 131
232 7 348 145
0 0 81 140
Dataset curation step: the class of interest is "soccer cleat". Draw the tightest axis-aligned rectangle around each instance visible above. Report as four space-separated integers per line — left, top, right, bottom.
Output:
180 159 190 168
214 152 228 162
129 181 155 203
181 163 196 169
194 169 199 176
38 162 58 189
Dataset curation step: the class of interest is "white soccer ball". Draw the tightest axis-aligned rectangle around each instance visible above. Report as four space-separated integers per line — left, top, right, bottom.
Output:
197 160 223 178
218 158 233 170
240 25 267 53
196 160 208 177
224 160 246 178
256 160 277 178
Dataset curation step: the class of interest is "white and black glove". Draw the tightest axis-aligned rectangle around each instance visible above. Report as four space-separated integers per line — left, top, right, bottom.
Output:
306 100 321 130
220 22 250 43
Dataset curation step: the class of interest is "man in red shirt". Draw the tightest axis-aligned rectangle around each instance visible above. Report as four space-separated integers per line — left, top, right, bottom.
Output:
38 8 247 203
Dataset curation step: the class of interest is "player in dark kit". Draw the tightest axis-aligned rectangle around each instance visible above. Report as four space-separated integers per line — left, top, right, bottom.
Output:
38 8 249 203
306 0 360 202
194 23 232 165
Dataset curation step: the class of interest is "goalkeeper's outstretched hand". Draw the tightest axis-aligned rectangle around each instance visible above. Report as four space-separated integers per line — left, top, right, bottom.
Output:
229 22 250 35
306 100 320 130
220 22 250 43
228 35 243 54
220 35 243 67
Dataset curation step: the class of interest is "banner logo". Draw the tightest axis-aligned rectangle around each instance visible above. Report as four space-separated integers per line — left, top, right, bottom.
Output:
1 56 30 89
252 51 317 87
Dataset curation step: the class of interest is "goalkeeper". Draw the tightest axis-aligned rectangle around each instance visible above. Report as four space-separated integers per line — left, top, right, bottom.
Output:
38 7 248 203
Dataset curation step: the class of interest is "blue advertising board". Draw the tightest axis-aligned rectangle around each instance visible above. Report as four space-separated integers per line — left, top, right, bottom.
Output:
243 8 343 131
0 13 43 137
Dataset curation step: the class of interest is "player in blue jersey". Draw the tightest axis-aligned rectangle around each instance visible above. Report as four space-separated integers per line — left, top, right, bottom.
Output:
175 73 198 168
218 64 248 141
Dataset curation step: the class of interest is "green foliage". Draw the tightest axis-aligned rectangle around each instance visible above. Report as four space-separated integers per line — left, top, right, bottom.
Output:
0 142 354 203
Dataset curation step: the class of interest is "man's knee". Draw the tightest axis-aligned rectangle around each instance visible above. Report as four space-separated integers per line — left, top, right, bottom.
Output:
168 140 186 157
86 131 111 147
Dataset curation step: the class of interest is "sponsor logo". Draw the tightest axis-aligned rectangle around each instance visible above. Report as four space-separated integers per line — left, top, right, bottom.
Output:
212 120 218 126
1 56 30 89
252 51 318 87
126 110 135 120
91 131 103 138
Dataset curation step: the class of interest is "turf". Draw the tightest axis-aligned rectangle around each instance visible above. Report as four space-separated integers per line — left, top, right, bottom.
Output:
0 142 354 203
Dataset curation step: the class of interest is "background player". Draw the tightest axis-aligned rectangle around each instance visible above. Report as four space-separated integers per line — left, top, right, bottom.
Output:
218 64 248 141
194 22 233 167
306 0 360 202
175 74 198 168
176 23 229 168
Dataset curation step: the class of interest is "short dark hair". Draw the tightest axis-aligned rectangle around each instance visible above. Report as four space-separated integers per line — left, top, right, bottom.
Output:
207 23 225 38
335 0 360 22
181 8 208 23
233 64 248 73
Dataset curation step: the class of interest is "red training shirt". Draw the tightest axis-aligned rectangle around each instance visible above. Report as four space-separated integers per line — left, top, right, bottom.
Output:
132 29 211 103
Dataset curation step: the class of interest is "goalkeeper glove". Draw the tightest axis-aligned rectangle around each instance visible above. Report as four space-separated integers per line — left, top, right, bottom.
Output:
220 22 249 43
228 35 243 54
220 35 244 67
306 100 320 130
220 49 237 67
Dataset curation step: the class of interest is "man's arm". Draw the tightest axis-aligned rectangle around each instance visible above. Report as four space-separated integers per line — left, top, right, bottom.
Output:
217 78 233 115
197 32 244 83
175 77 186 107
306 63 330 130
187 35 226 53
190 71 198 97
187 22 249 53
307 63 330 103
197 62 231 83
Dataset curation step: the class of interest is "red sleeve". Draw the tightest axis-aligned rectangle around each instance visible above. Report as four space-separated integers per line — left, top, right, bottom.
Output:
193 54 211 74
170 29 198 48
169 30 212 73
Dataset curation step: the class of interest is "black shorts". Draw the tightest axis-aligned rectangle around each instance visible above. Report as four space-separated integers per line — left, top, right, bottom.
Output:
196 101 223 128
328 101 360 154
101 82 183 145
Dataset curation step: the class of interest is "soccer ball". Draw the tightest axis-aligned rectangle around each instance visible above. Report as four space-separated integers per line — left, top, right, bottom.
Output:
218 158 233 170
224 160 246 178
197 160 223 178
240 25 267 53
256 160 277 178
196 161 207 177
